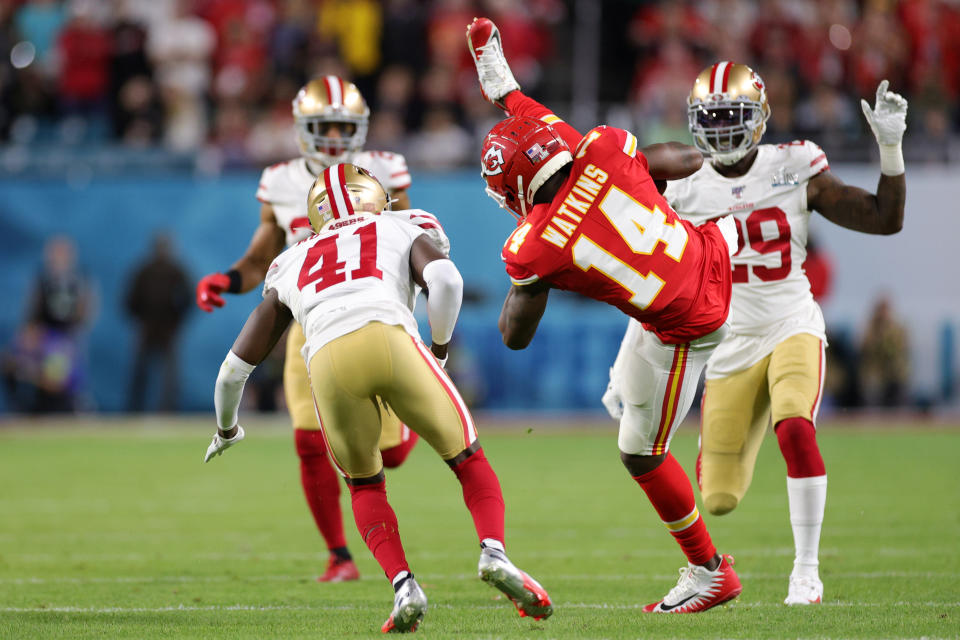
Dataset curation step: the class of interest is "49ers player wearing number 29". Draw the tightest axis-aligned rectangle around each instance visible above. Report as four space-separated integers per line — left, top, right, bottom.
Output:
468 17 742 613
194 76 442 583
604 63 907 605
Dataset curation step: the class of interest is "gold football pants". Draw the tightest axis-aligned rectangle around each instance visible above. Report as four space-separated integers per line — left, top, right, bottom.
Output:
699 332 824 515
308 322 477 479
284 322 408 449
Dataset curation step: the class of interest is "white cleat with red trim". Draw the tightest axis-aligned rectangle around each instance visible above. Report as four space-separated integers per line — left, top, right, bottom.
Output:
381 576 427 633
478 547 553 620
785 573 823 605
466 17 520 107
643 554 742 613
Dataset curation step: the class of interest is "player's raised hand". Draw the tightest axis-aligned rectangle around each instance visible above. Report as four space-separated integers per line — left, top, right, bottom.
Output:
860 80 908 146
204 425 245 463
196 273 231 312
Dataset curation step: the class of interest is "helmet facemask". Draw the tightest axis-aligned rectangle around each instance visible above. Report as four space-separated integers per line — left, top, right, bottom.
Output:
293 76 370 167
296 115 368 166
687 62 771 166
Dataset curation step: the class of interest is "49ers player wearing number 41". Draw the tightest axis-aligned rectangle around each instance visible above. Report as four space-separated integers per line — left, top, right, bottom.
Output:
468 17 742 613
204 164 553 633
604 63 907 605
194 76 442 583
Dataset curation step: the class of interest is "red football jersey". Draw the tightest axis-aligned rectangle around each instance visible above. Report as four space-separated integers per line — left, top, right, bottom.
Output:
501 126 731 344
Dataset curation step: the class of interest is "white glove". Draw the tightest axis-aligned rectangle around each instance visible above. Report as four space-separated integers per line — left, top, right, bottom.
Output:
204 425 245 463
860 80 907 175
860 80 908 146
601 370 624 420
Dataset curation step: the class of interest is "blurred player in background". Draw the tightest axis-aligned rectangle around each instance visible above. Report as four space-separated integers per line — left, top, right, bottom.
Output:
194 76 440 582
468 17 742 614
604 63 907 604
203 165 553 633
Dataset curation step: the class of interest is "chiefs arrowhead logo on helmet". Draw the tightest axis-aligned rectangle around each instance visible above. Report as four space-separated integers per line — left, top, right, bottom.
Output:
482 144 505 176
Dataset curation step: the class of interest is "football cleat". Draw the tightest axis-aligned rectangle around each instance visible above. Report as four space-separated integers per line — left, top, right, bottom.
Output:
381 576 427 633
643 554 742 613
478 547 553 620
466 17 520 107
316 554 360 583
784 573 823 605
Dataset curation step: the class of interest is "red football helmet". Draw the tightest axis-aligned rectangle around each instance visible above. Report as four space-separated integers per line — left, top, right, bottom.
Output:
480 116 573 220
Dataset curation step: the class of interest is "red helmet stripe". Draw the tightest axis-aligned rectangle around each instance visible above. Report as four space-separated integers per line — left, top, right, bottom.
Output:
710 61 730 94
721 61 732 92
323 164 354 220
324 75 343 107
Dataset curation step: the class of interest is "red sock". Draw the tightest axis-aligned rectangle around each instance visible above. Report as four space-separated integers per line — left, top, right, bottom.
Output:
633 453 717 566
347 480 409 580
380 429 419 469
774 417 826 477
451 448 505 543
294 429 347 551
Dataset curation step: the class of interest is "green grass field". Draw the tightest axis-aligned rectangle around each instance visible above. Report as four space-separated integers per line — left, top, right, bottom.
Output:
0 416 957 639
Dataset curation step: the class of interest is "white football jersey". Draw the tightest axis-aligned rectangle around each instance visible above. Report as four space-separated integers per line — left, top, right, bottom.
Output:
264 214 428 365
664 140 829 376
256 150 412 247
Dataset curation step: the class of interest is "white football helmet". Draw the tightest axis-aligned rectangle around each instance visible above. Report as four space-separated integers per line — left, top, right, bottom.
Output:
293 76 369 166
688 62 770 165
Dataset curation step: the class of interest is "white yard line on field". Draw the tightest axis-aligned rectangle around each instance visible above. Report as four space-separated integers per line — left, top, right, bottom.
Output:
1 570 958 586
1 601 958 614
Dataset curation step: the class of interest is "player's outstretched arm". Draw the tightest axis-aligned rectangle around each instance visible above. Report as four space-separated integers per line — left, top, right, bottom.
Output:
498 280 550 350
196 203 286 312
641 142 704 181
410 235 462 364
808 80 906 235
205 289 292 462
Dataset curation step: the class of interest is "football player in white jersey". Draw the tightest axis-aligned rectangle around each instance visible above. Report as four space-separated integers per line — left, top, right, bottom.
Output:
195 76 434 583
603 63 907 605
203 165 553 633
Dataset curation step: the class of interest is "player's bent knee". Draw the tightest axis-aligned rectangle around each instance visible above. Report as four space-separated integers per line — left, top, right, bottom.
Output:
704 491 739 516
619 450 665 477
771 389 812 424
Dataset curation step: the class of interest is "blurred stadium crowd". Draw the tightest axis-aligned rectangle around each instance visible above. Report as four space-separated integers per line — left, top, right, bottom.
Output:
1 0 958 173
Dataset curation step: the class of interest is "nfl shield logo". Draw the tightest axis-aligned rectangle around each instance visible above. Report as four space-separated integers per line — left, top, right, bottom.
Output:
731 185 745 199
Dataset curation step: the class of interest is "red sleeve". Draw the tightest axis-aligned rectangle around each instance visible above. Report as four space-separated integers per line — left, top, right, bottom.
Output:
503 92 583 150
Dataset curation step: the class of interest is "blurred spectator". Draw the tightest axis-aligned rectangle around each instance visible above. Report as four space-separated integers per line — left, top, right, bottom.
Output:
124 233 191 412
1 235 95 413
109 3 163 144
147 0 215 151
859 295 911 407
56 0 112 133
14 0 66 74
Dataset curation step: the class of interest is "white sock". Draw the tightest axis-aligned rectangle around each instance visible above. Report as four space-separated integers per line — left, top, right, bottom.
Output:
391 570 411 590
787 475 827 578
481 538 505 553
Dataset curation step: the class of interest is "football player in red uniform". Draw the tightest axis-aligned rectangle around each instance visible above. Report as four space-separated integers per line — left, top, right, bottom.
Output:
468 17 741 613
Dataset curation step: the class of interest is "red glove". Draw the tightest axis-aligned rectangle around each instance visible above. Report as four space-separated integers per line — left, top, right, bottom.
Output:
196 273 231 312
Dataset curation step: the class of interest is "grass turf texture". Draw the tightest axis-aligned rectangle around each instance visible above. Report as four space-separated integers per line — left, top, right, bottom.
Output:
0 416 957 639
